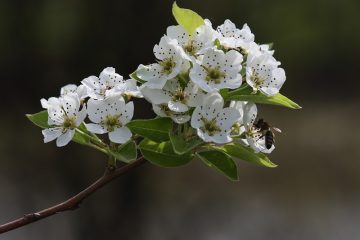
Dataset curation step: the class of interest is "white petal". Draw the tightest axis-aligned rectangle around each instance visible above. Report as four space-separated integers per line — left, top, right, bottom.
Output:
166 25 189 46
140 87 171 104
119 101 134 125
99 67 124 86
87 98 108 123
61 93 80 117
260 68 286 96
217 107 241 129
191 106 203 128
109 127 132 144
211 132 232 144
75 106 87 126
168 100 188 112
81 76 100 95
86 123 107 134
243 102 257 127
196 129 213 143
56 129 75 147
42 128 63 143
60 84 77 96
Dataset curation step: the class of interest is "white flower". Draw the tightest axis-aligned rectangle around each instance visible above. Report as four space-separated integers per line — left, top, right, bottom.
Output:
191 92 241 143
86 96 133 144
152 104 190 124
189 48 243 92
41 84 88 109
42 93 87 147
135 36 189 89
232 101 275 153
82 67 125 100
166 22 216 62
216 20 255 49
141 78 205 113
246 54 286 96
115 79 143 98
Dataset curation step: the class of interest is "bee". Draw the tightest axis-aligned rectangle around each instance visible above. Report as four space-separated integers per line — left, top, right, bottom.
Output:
254 118 281 149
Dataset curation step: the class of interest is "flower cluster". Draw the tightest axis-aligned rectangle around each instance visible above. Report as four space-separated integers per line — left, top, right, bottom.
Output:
41 67 142 147
135 18 286 152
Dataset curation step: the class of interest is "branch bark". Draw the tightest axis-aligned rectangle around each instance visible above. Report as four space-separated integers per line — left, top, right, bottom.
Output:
0 157 147 234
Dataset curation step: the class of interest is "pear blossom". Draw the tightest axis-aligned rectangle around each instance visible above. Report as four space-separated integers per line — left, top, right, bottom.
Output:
136 36 189 89
166 21 217 62
232 101 275 153
82 67 126 100
86 96 133 144
152 104 190 124
41 84 88 109
246 54 285 96
189 48 243 92
191 93 241 143
141 78 205 113
115 79 143 99
216 20 255 50
42 93 87 147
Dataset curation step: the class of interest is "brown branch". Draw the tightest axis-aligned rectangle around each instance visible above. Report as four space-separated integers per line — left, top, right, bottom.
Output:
0 157 147 234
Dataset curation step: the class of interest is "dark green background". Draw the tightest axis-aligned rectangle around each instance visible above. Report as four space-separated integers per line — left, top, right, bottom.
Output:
0 0 359 239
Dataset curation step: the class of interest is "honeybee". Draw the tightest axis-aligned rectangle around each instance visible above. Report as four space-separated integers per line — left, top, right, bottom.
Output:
254 118 281 149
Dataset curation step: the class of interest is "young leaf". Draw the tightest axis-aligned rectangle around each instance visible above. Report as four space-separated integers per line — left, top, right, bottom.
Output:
169 133 203 155
218 143 277 168
139 139 193 167
109 140 137 163
197 150 238 181
26 110 49 128
226 86 301 109
172 2 204 35
127 118 173 142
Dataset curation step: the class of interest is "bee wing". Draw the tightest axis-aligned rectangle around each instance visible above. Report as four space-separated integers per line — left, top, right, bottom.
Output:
272 127 282 133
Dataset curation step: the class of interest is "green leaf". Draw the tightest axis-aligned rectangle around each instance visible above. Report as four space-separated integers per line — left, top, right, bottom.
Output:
197 150 238 181
169 133 203 154
139 139 193 167
127 117 173 142
219 143 277 168
172 2 204 35
226 86 301 109
129 71 145 84
26 110 50 128
109 140 137 163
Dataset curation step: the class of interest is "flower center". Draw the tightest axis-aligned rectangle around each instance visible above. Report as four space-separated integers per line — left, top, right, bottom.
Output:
159 58 176 75
62 116 76 130
250 71 265 88
172 88 187 103
205 67 226 84
103 115 122 132
184 41 197 56
200 117 221 136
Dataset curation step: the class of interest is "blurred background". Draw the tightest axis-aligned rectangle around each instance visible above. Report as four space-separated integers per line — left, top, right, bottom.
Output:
0 0 359 239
